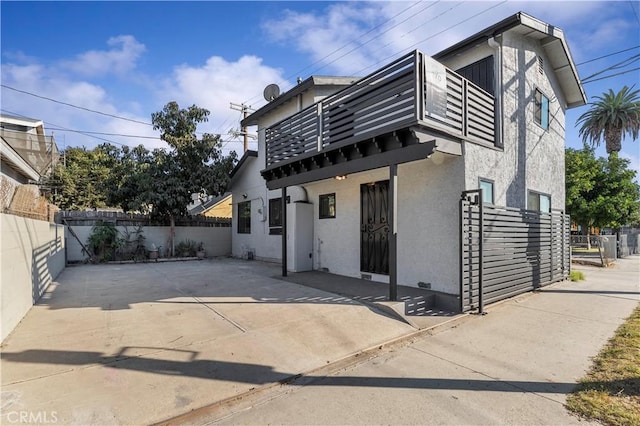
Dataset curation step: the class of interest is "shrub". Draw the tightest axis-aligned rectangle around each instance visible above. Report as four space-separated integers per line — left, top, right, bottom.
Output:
87 222 120 262
175 239 198 257
570 270 585 282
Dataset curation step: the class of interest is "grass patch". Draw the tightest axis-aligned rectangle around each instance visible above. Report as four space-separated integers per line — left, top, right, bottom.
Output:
566 305 640 425
570 270 586 281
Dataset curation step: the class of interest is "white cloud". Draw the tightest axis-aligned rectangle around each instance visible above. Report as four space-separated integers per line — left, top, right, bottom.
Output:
62 35 146 77
260 1 622 76
1 60 159 150
160 55 287 151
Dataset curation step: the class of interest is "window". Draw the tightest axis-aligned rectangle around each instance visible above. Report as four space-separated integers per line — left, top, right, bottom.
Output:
237 201 251 234
479 179 494 204
528 191 551 213
456 56 495 95
319 193 336 219
534 88 549 130
269 198 282 235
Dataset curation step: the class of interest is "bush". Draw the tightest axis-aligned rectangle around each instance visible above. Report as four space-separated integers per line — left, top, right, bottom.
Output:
87 222 120 262
570 270 585 281
175 239 198 257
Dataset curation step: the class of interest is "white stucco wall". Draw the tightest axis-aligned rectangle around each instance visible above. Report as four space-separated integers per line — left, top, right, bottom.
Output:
304 154 464 295
231 155 283 262
1 214 65 342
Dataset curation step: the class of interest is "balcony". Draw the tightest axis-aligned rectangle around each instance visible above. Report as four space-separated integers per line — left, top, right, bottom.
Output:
262 50 495 189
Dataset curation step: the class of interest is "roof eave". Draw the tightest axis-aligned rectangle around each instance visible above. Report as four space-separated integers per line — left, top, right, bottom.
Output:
434 11 586 109
229 150 258 185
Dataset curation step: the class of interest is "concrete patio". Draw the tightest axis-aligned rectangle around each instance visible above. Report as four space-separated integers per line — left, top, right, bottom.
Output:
0 258 456 425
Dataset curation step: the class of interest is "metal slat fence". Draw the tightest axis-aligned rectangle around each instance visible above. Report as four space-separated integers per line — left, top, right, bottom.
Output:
460 197 570 312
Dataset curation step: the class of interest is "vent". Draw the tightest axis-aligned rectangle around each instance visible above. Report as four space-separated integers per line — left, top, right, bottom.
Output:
537 56 544 74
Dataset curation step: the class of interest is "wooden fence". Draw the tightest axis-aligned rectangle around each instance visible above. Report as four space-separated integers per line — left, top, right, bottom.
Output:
460 198 570 312
57 210 231 227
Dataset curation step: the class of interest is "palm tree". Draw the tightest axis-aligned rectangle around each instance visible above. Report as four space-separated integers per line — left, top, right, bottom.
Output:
577 86 640 156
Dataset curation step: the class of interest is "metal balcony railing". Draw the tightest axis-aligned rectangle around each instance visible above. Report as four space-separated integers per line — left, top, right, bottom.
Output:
265 50 495 168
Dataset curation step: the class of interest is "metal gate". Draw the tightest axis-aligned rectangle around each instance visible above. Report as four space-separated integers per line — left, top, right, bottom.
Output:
460 191 570 312
361 181 389 274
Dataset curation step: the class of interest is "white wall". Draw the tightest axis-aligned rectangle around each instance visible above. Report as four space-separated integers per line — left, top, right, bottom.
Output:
304 154 464 295
231 156 284 262
65 225 231 262
1 213 65 342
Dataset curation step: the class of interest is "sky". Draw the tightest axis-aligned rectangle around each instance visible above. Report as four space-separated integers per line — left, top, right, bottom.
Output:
1 1 639 174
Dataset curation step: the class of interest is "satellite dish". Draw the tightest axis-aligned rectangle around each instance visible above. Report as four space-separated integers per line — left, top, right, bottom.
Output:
263 84 280 102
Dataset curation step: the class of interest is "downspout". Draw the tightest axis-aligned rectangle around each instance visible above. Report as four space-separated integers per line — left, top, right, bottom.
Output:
488 36 503 148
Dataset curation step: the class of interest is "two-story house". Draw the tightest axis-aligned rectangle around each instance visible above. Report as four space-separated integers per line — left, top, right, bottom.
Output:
229 12 586 312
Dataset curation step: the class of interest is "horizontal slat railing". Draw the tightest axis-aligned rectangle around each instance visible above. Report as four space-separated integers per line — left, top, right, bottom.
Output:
265 50 496 168
461 202 570 312
321 53 416 148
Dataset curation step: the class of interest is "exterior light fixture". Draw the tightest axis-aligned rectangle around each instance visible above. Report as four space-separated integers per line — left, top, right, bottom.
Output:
335 175 347 180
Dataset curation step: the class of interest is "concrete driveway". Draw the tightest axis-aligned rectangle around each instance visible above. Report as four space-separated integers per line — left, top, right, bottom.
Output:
1 258 424 425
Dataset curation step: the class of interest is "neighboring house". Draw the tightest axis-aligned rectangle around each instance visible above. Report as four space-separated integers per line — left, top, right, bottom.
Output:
1 114 58 211
188 193 233 218
1 114 64 342
229 12 586 310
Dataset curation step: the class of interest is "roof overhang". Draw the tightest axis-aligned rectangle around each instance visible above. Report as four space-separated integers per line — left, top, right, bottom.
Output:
434 12 586 109
1 136 40 181
229 150 258 186
260 126 457 190
241 76 360 127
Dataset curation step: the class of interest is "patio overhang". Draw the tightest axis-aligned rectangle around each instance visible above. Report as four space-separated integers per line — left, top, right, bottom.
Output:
261 126 458 190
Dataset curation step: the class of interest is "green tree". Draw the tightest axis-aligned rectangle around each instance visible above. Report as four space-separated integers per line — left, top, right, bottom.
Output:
566 147 640 245
106 144 153 213
577 86 640 156
48 144 118 209
149 101 237 255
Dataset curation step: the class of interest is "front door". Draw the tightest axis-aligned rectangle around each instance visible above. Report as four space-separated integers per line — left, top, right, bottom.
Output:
360 180 389 274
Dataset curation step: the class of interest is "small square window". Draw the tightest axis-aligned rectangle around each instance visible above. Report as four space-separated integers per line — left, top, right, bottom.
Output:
269 198 282 235
319 193 336 219
237 201 251 234
534 88 549 130
479 179 494 204
528 190 551 213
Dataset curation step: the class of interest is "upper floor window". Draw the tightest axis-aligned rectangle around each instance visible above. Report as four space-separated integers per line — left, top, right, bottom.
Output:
479 179 494 204
269 197 282 235
319 193 336 219
528 190 551 213
534 89 549 130
456 56 495 95
237 201 251 234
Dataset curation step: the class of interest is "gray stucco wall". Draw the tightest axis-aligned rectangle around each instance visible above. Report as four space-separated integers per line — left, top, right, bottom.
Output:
439 32 567 211
1 214 65 342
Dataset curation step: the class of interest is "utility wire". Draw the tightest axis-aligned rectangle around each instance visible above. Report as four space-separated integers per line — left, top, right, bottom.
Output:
305 0 446 79
576 45 640 66
581 53 640 82
241 0 428 105
629 0 640 25
1 84 153 127
581 67 640 84
353 0 507 77
1 108 129 146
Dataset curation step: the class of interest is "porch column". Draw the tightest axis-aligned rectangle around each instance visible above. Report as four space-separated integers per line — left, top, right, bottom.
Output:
389 164 398 301
281 186 287 277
